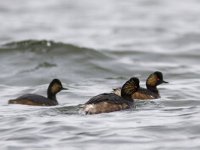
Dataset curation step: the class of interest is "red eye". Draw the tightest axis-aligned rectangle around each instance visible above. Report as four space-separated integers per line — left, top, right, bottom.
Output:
157 78 160 81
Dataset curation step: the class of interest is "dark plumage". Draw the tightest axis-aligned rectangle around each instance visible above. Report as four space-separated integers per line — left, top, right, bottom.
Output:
82 77 140 114
113 71 168 100
8 79 67 106
85 93 133 106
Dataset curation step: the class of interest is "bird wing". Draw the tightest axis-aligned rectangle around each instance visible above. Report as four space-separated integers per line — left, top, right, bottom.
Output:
85 93 133 106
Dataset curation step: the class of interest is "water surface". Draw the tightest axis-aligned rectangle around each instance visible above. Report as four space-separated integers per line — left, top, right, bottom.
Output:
0 0 200 150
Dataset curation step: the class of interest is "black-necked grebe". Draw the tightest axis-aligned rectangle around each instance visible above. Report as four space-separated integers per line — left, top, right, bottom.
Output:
8 79 67 106
113 71 168 100
82 77 140 114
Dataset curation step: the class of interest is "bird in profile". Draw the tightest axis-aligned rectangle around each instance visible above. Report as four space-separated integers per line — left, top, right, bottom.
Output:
81 77 140 114
8 79 68 106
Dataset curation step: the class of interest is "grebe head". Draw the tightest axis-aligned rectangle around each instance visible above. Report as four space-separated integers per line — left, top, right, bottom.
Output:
121 77 140 99
146 71 168 87
48 79 68 95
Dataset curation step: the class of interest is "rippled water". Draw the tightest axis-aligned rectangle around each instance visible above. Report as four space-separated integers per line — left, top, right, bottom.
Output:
0 0 200 150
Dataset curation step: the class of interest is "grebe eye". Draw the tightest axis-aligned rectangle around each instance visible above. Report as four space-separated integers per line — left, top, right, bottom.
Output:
157 78 160 81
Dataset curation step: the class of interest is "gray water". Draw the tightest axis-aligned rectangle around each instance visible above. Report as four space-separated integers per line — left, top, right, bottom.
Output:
0 0 200 149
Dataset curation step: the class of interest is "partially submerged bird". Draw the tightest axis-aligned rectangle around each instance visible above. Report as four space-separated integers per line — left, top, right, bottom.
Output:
81 77 140 115
8 79 67 106
113 71 168 100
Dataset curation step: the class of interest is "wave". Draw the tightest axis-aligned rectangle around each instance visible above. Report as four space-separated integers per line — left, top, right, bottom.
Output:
0 40 121 83
0 39 108 58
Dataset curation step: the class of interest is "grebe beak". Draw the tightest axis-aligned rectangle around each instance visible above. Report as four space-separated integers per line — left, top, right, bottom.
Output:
162 80 168 83
62 87 68 90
